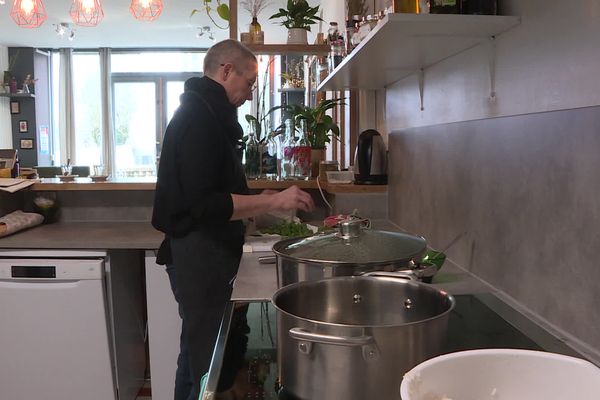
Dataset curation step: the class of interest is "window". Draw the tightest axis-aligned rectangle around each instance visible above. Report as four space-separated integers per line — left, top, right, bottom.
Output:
72 53 102 166
50 50 205 176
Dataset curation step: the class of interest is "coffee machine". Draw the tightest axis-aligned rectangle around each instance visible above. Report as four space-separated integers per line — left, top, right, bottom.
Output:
353 129 387 185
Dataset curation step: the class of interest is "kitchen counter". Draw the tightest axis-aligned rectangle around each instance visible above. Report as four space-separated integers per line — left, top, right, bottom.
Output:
0 221 163 249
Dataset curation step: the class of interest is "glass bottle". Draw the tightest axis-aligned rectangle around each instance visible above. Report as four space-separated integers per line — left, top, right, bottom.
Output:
393 0 419 13
430 0 460 14
292 119 312 180
280 119 296 180
244 122 261 179
250 17 263 44
262 130 279 180
327 21 339 44
462 0 496 15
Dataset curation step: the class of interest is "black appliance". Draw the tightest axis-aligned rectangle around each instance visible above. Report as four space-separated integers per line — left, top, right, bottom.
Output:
354 129 387 185
202 294 586 400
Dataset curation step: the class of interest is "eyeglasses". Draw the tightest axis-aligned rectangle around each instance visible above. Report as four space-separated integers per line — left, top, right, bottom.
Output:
220 63 257 92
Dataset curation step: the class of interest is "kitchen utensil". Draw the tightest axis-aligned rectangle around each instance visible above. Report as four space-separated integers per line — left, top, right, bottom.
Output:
272 218 427 287
353 129 387 185
272 275 455 400
401 348 600 400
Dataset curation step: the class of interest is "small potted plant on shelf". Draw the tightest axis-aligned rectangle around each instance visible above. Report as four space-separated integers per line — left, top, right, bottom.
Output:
290 97 345 177
269 0 323 44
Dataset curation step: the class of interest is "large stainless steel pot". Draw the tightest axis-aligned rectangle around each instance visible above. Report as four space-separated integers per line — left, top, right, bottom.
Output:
272 276 455 400
271 219 428 287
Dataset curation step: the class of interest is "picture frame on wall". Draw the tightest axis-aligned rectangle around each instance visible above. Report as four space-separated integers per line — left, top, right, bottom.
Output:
18 120 28 133
10 100 20 114
20 139 33 149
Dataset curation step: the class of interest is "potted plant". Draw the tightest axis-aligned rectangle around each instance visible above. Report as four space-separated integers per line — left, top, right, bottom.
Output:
269 0 323 44
190 0 230 30
290 98 345 177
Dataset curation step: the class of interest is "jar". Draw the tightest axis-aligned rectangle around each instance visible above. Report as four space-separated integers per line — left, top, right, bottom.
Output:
318 160 339 181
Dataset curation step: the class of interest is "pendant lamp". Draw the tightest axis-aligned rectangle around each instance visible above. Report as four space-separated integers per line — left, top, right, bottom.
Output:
130 0 163 21
70 0 104 27
10 0 48 28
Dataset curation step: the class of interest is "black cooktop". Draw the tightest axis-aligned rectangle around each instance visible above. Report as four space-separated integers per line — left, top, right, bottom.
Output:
203 294 582 400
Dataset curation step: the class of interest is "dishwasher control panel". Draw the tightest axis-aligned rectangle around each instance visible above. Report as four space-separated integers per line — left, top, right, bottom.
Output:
0 258 104 280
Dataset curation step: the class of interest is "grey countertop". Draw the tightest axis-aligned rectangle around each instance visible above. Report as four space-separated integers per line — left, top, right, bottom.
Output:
0 221 163 250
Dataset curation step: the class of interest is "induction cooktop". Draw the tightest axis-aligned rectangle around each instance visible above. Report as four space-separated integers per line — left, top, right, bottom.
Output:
202 294 583 400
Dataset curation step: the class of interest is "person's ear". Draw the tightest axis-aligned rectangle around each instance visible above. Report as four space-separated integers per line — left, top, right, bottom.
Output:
221 63 233 81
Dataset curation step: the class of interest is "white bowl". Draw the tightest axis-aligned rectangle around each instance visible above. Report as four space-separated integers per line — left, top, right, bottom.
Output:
400 348 600 400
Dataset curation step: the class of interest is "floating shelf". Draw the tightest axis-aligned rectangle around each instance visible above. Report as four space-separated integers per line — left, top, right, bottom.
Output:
317 13 521 91
0 92 35 98
278 87 305 93
246 44 329 55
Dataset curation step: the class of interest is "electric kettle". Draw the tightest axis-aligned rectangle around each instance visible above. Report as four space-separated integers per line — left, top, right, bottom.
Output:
353 129 388 185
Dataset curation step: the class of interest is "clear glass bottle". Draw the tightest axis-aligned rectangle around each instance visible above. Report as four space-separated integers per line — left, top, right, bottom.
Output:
244 122 261 180
280 119 296 180
292 119 312 180
262 130 279 180
327 21 339 44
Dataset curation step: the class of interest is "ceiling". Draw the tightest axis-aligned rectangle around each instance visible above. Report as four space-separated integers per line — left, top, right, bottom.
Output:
0 0 321 49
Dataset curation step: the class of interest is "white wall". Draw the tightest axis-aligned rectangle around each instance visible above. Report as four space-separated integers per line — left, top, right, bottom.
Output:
386 1 600 130
0 46 12 149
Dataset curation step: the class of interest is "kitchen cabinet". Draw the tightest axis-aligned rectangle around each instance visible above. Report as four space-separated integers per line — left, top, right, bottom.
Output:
318 13 521 92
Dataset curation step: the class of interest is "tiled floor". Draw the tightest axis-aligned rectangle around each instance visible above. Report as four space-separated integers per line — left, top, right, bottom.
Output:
136 381 152 400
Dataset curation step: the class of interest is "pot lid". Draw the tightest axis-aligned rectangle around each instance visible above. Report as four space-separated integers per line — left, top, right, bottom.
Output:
272 219 426 265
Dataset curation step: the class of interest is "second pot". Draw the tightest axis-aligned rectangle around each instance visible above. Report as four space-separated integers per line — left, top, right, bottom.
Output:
272 276 455 400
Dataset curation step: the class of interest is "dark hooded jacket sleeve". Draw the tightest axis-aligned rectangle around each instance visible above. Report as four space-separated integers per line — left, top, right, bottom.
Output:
152 77 249 263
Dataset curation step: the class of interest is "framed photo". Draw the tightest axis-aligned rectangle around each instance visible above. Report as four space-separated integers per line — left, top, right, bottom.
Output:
10 100 20 114
19 120 28 133
20 139 33 149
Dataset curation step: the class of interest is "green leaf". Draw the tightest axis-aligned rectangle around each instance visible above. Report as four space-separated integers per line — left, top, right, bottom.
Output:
216 4 230 21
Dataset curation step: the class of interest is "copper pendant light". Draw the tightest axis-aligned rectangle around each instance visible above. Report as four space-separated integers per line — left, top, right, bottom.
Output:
70 0 104 27
130 0 163 22
10 0 48 28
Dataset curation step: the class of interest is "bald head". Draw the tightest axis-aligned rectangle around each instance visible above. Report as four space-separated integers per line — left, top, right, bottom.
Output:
203 39 257 78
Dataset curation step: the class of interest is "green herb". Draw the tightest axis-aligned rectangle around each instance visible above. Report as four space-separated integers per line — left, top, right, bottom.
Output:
421 250 447 270
260 222 312 237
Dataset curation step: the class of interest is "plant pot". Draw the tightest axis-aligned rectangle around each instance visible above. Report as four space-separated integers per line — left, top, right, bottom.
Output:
310 148 325 178
287 28 308 44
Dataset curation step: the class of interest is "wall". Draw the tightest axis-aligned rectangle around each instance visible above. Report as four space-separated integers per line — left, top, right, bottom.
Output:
0 46 11 149
386 0 600 362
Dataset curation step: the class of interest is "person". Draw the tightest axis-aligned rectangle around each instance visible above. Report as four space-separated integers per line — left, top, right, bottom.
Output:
152 39 314 400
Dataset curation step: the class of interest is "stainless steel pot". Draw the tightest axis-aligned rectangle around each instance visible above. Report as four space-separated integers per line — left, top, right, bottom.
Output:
271 219 428 287
272 276 455 400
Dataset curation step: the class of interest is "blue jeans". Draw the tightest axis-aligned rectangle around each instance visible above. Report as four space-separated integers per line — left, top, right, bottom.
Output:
166 263 194 400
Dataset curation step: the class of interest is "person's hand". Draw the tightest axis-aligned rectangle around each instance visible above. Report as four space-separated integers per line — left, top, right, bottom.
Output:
261 189 278 195
273 185 315 213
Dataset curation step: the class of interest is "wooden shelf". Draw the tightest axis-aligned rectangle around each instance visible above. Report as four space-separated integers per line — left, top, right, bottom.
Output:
278 87 305 93
246 44 330 55
30 177 386 194
0 92 35 98
318 13 521 91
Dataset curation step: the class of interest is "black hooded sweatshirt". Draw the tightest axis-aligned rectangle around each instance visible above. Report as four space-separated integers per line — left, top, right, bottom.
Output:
152 76 249 264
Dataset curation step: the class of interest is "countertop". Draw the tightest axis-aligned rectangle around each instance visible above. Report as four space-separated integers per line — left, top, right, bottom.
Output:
0 221 163 250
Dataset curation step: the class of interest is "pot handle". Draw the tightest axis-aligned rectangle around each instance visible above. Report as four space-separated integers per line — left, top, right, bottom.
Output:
289 327 373 346
258 255 276 264
360 270 417 280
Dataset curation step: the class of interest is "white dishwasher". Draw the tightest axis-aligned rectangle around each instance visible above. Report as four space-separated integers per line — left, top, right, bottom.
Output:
0 249 146 400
